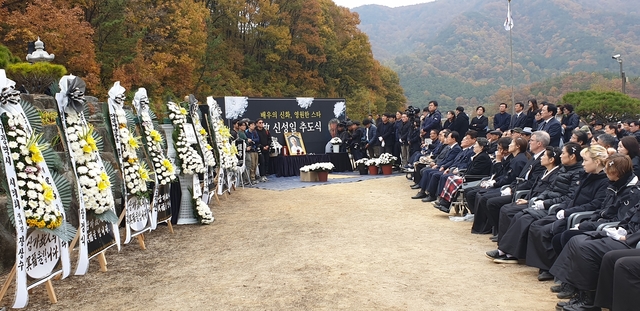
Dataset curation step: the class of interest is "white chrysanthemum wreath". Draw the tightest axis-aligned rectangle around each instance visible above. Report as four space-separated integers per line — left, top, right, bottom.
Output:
1 112 62 229
193 192 213 224
167 102 205 175
213 119 239 170
64 108 114 214
113 108 152 196
139 112 176 185
191 110 216 167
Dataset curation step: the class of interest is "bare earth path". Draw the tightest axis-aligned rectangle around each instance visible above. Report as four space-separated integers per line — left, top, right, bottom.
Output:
4 175 558 310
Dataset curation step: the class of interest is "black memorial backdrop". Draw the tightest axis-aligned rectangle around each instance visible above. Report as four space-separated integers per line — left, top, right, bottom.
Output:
215 97 346 154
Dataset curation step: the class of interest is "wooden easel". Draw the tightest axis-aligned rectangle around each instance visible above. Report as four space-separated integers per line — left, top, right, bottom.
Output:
117 210 146 250
211 167 222 205
0 264 60 306
68 231 111 272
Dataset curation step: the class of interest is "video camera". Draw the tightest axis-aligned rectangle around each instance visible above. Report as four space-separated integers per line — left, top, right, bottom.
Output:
405 106 418 118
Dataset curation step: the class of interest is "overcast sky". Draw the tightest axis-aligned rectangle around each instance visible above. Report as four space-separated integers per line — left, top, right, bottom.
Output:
332 0 435 9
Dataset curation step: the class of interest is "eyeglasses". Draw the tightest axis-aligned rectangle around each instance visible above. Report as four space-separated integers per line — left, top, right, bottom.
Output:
257 121 263 124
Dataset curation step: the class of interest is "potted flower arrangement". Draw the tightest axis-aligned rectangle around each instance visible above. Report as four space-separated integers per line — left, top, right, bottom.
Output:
365 158 380 175
299 162 335 182
378 153 397 175
329 137 342 153
354 158 369 175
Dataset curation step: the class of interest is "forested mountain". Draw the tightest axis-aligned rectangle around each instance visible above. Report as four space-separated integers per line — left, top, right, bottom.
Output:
0 0 405 120
354 0 640 110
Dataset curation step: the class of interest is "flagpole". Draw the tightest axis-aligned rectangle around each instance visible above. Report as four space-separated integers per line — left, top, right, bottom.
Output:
509 0 515 115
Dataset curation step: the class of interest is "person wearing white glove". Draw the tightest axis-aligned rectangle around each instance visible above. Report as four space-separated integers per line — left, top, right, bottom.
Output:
500 187 512 196
533 200 545 210
556 209 565 220
604 227 628 241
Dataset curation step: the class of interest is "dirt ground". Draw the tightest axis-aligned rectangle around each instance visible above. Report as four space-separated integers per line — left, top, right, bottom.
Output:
2 175 559 310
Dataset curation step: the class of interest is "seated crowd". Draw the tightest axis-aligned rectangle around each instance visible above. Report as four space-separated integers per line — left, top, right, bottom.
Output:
396 100 640 311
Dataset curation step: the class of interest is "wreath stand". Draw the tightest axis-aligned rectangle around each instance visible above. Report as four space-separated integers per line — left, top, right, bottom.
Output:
66 231 110 272
0 264 61 306
211 167 223 205
116 211 147 250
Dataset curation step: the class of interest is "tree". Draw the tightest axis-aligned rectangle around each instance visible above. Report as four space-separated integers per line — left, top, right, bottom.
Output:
1 0 101 92
562 91 640 123
112 0 209 113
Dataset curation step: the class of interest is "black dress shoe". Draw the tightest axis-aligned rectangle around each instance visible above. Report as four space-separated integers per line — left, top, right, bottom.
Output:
438 205 450 213
538 270 554 281
411 192 427 199
556 283 577 299
410 184 421 189
422 196 437 202
485 249 502 260
490 235 498 242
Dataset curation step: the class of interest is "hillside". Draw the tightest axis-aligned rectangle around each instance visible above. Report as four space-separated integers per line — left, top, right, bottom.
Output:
354 0 640 109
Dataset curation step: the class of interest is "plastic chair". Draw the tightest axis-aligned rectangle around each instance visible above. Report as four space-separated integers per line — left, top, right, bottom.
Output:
567 211 596 229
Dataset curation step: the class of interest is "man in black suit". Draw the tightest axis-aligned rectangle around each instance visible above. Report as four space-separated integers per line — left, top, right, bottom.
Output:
537 103 563 147
422 130 478 202
411 131 461 199
509 102 527 130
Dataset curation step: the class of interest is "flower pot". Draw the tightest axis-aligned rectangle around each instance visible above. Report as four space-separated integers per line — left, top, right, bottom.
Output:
332 144 340 153
381 164 393 175
368 165 379 175
357 164 368 175
300 171 318 182
317 171 329 182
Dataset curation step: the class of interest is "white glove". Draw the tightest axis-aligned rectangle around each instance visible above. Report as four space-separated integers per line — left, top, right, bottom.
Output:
487 180 496 188
378 137 383 141
500 187 512 196
533 200 545 210
399 139 402 143
570 223 580 231
556 210 565 220
605 227 628 241
381 141 386 147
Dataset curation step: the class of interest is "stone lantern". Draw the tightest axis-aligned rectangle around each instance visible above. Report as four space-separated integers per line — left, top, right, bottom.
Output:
26 37 55 63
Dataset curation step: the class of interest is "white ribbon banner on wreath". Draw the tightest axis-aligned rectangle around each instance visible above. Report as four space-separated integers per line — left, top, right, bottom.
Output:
55 76 119 276
107 97 152 244
0 103 70 308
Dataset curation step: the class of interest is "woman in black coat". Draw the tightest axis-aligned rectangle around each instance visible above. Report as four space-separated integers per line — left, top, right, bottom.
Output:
549 196 640 310
549 154 640 301
471 137 529 234
525 145 611 279
489 147 563 251
523 99 537 129
469 106 488 138
487 145 582 262
618 136 640 177
451 106 469 143
442 110 455 131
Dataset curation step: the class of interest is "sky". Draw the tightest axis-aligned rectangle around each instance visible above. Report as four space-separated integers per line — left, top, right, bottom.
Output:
332 0 435 9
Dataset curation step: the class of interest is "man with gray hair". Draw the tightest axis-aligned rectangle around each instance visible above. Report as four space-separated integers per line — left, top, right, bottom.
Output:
474 131 550 241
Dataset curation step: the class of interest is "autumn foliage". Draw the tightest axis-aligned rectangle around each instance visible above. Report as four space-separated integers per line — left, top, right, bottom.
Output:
0 0 406 121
